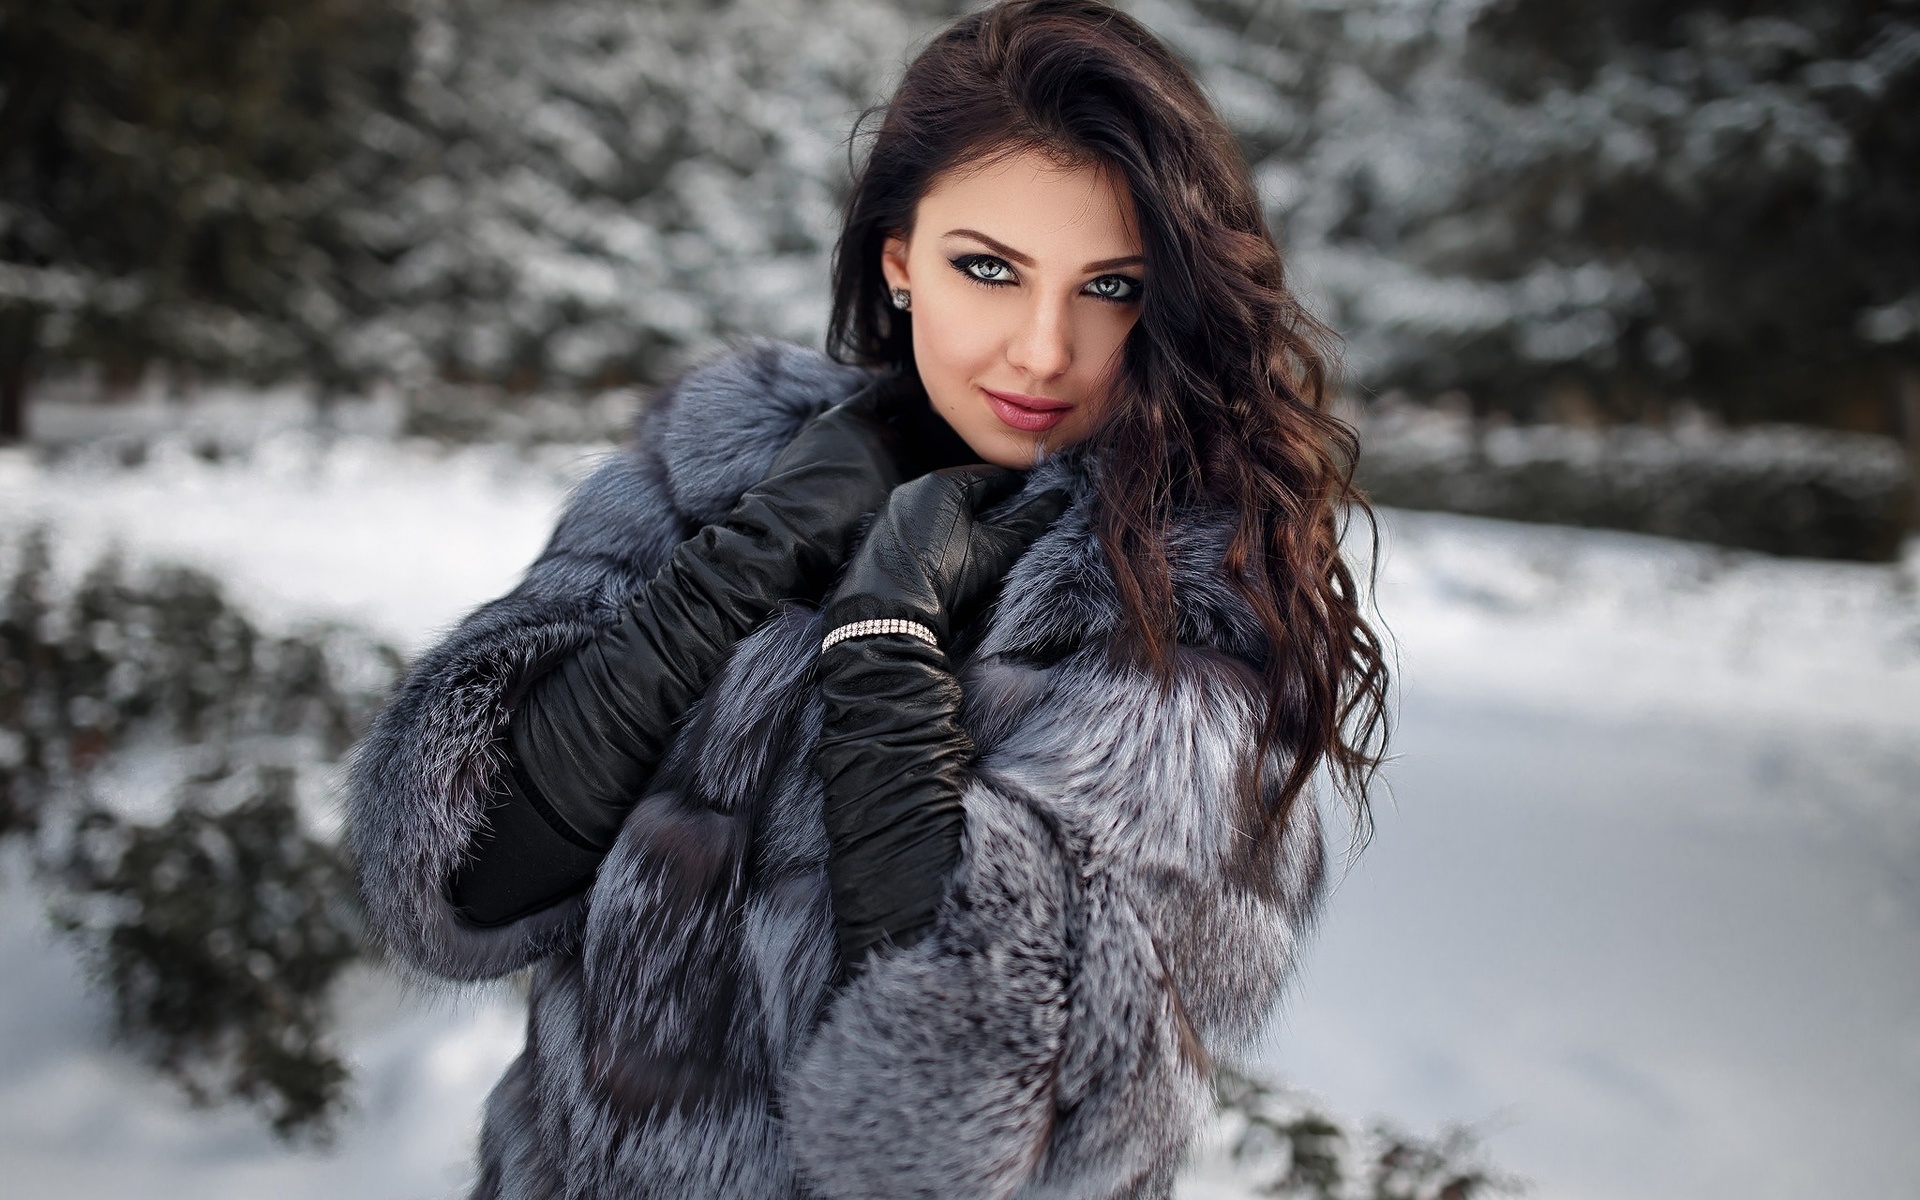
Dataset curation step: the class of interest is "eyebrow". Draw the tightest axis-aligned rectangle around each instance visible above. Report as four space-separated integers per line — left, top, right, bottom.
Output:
943 228 1144 273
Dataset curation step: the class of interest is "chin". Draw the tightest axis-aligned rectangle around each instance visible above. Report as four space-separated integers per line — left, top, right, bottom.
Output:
982 441 1044 469
961 429 1048 469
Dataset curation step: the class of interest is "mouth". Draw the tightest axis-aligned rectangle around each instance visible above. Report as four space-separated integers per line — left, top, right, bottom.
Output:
981 386 1073 434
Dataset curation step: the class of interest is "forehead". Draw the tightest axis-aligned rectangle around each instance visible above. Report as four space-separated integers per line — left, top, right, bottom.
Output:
916 146 1141 255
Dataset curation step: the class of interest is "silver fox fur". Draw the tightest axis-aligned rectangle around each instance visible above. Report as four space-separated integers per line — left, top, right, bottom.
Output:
346 338 1327 1199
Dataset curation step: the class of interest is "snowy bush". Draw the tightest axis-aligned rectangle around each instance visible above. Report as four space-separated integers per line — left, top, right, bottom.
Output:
46 760 364 1141
0 528 402 1139
1211 1066 1523 1199
393 379 643 447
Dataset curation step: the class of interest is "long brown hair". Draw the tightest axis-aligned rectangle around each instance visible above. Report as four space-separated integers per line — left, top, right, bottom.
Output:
828 0 1390 830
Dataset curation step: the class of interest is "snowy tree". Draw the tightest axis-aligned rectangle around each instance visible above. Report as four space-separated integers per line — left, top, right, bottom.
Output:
1427 0 1920 429
343 0 960 390
8 0 1914 438
1138 0 1920 433
0 0 413 440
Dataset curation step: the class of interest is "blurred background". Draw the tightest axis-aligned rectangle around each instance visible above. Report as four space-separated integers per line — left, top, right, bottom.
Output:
1 1 1916 1197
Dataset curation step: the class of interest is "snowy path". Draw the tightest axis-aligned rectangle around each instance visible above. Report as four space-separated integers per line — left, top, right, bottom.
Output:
3 434 1918 1198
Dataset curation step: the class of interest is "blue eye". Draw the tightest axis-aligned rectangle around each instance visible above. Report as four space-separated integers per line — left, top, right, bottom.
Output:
1085 275 1143 303
952 254 1015 286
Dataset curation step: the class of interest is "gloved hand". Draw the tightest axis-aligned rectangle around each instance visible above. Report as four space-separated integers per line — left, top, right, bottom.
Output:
812 466 1071 975
451 383 904 924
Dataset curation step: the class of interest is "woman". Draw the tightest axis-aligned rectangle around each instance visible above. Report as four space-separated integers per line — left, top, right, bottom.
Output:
346 1 1389 1196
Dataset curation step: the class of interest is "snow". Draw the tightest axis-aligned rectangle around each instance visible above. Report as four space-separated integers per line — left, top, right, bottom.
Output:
1369 507 1920 734
0 846 525 1200
3 416 1918 1198
1 421 587 656
1247 694 1920 1199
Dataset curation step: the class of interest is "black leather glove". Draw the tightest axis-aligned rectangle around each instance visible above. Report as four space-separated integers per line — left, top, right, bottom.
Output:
449 382 904 924
812 466 1071 975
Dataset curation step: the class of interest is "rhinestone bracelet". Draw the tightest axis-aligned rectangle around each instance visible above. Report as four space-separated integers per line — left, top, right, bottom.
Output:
819 617 941 653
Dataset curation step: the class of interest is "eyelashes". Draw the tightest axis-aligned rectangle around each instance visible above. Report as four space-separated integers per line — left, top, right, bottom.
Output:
1084 274 1141 303
948 254 1143 304
953 254 1015 286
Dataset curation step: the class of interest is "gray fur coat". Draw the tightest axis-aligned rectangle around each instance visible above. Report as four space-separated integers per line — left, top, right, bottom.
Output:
346 339 1326 1200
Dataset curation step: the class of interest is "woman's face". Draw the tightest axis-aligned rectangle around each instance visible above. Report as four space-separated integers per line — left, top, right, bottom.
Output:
881 147 1145 468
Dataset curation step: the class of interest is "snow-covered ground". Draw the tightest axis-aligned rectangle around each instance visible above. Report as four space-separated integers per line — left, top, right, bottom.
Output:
2 405 1917 1199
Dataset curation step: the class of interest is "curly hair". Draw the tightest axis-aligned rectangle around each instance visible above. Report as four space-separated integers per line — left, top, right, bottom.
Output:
828 0 1391 830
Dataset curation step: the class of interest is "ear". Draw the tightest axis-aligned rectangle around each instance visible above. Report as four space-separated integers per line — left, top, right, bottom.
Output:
880 232 912 293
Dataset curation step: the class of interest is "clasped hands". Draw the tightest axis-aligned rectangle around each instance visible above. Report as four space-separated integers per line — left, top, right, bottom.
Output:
761 384 1070 978
754 378 1072 636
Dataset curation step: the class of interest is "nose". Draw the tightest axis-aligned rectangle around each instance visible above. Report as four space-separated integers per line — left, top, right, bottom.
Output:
1005 290 1073 382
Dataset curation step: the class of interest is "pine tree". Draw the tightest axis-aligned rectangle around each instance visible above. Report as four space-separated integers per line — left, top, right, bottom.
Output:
0 0 413 440
1429 0 1920 429
1145 0 1920 434
348 0 954 391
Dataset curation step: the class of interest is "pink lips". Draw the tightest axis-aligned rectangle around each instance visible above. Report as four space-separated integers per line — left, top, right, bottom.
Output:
981 387 1073 434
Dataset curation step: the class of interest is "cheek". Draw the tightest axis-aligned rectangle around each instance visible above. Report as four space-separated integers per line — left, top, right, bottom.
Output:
1087 304 1139 370
911 280 1004 381
1062 310 1138 429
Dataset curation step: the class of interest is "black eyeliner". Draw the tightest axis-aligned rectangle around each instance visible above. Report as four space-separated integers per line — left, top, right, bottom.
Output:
949 253 1016 287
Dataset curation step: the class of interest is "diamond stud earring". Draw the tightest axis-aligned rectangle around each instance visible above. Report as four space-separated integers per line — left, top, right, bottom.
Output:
890 288 911 311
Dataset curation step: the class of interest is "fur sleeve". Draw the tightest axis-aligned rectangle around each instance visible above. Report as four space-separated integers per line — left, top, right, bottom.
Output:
783 643 1326 1199
343 444 686 981
344 338 870 982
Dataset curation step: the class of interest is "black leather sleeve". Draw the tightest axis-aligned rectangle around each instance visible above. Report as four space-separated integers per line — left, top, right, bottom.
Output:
439 381 907 925
447 753 607 926
449 510 856 924
509 502 845 851
812 470 1069 977
447 375 985 930
812 634 971 968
